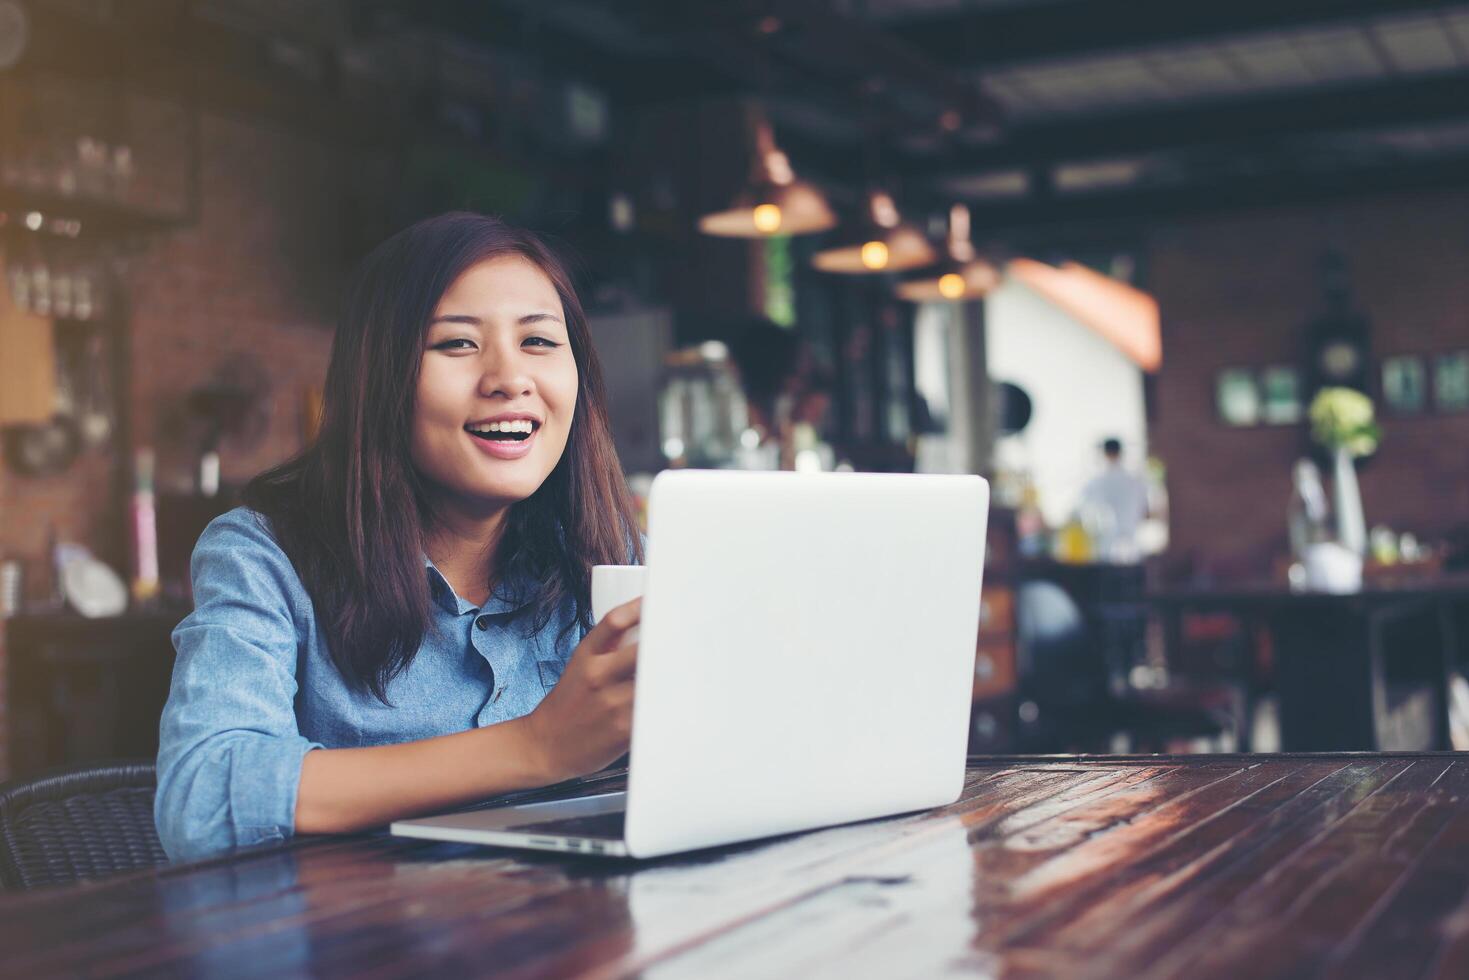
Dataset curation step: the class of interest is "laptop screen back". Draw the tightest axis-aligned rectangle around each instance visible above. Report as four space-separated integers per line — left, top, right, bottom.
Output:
625 470 989 857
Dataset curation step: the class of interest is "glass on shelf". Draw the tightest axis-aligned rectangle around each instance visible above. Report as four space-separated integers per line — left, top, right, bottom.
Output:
5 258 30 310
52 268 72 319
657 345 749 468
77 137 109 198
28 261 49 315
110 145 135 201
1 244 110 322
1 130 140 207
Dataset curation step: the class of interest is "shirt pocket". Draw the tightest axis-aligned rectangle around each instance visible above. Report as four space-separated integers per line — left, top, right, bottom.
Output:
536 659 566 691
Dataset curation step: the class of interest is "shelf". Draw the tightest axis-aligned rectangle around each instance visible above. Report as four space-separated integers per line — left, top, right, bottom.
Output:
0 187 188 239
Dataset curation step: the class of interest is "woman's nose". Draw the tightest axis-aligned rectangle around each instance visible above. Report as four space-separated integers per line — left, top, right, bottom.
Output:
477 346 533 397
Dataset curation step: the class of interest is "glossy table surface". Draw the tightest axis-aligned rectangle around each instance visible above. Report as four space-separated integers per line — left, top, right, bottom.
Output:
3 754 1468 979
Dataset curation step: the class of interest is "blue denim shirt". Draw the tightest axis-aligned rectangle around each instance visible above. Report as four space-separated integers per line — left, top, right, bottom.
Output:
155 508 587 862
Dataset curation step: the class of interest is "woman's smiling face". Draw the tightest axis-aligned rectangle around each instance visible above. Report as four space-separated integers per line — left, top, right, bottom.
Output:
411 254 579 515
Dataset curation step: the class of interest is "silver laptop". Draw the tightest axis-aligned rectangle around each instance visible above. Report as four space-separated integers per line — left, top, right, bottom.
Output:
391 469 989 858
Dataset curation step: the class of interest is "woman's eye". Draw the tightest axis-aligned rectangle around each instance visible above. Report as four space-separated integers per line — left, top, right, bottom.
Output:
432 338 476 351
524 337 561 349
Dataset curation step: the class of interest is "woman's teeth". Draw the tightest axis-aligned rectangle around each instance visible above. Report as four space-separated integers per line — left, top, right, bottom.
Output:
466 420 536 441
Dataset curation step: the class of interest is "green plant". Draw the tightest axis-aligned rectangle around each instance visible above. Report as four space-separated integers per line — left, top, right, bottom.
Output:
1309 386 1380 457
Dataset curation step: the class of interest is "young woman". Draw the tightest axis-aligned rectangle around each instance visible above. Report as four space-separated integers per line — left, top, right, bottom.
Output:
155 212 644 861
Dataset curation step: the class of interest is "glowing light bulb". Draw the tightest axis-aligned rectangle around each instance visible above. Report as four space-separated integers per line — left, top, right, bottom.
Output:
860 240 889 270
938 273 966 299
752 203 782 233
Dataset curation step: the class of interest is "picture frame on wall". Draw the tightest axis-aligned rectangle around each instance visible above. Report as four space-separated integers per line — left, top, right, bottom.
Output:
1381 355 1427 415
1259 365 1302 424
1216 368 1259 427
1434 352 1469 412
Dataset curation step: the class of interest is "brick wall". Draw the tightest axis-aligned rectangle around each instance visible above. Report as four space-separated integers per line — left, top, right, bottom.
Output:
0 112 353 777
126 114 346 491
1148 188 1469 577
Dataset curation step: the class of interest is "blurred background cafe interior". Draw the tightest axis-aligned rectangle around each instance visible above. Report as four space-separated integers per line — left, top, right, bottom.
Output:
1 0 1468 785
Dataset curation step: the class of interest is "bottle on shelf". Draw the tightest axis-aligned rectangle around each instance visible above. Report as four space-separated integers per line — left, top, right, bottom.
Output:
1054 512 1095 565
1015 476 1049 559
130 448 160 604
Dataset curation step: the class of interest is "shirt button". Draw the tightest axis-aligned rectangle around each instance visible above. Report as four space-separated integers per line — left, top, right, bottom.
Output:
475 615 491 630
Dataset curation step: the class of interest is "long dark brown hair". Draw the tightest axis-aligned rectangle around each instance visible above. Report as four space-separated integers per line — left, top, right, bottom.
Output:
244 212 642 702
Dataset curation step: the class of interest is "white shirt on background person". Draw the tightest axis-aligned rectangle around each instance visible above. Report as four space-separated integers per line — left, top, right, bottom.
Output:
1080 462 1150 563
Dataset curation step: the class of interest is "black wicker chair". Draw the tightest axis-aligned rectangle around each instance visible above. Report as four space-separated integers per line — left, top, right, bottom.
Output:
0 761 168 890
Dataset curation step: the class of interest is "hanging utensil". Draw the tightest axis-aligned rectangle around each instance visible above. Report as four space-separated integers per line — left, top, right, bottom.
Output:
4 412 81 476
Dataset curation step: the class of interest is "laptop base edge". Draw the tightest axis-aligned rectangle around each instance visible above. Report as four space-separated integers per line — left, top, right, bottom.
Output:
389 821 631 857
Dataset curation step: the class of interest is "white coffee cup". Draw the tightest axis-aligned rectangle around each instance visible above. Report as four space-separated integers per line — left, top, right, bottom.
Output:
591 564 646 643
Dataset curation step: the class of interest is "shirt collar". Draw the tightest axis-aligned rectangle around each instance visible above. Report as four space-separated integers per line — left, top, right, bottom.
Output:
423 555 537 617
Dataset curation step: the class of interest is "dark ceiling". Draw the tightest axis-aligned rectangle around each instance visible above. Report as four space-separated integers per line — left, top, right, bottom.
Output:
378 0 1469 232
19 0 1469 238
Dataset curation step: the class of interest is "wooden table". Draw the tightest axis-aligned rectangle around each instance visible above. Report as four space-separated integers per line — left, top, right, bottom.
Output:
1145 583 1467 751
4 754 1469 978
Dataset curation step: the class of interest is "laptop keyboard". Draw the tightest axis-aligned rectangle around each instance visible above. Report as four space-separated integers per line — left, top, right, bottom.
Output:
506 810 627 841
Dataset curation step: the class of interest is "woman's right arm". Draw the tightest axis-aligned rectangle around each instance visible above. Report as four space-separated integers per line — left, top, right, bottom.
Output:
157 512 640 858
293 599 641 835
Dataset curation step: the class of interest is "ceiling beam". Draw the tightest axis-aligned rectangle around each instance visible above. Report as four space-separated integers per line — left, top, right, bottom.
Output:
370 0 740 103
899 73 1469 177
959 153 1469 237
598 0 1004 141
886 0 1465 71
720 0 1003 126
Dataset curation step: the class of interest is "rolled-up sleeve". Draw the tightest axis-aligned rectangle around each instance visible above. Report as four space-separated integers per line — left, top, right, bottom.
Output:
155 512 323 862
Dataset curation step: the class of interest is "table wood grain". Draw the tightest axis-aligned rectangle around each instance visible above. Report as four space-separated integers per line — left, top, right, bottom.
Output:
2 754 1467 978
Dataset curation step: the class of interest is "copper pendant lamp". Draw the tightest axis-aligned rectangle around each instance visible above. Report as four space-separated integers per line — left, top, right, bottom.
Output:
698 108 837 238
895 204 999 301
811 188 937 275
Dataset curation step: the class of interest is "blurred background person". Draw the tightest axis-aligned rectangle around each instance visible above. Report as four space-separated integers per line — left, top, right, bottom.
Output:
727 316 834 471
1079 437 1150 564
